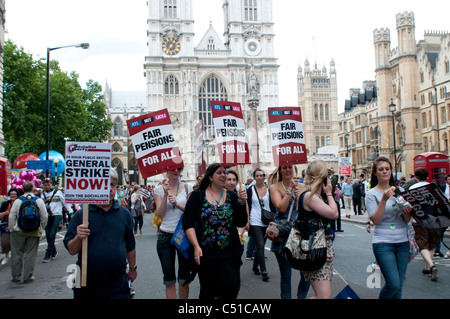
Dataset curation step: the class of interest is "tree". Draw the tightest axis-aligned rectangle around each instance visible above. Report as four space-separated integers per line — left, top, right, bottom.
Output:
3 40 113 164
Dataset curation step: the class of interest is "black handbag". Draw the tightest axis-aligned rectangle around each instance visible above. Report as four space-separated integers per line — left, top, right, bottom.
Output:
254 185 275 225
283 192 327 271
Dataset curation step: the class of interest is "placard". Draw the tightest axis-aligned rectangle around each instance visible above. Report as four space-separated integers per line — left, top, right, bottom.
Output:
400 182 450 228
268 107 307 166
338 157 352 176
127 109 184 178
210 101 250 166
64 142 112 205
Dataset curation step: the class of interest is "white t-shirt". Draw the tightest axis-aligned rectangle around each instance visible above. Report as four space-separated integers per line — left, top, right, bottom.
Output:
249 186 270 227
154 182 193 233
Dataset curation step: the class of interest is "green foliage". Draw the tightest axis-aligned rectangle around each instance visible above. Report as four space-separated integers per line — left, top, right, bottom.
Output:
3 40 113 164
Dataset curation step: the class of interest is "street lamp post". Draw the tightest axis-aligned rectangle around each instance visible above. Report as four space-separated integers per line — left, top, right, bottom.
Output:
345 133 349 157
46 43 89 177
389 99 398 181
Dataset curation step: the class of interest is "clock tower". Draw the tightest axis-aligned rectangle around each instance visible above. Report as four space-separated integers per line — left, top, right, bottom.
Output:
143 0 279 182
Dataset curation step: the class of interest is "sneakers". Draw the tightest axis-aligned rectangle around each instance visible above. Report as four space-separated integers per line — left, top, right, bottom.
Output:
445 251 450 259
1 256 9 265
43 251 58 263
262 273 270 282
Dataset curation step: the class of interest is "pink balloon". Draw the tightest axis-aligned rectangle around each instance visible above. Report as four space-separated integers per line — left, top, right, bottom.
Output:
11 184 17 189
34 179 42 187
19 171 28 179
16 185 23 189
13 178 23 185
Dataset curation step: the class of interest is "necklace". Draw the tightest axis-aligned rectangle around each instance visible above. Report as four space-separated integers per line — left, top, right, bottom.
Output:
208 187 224 205
281 181 292 195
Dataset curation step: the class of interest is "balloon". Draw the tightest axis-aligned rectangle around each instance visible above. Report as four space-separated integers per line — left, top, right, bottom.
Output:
34 179 42 187
11 184 17 189
13 178 24 185
13 153 40 169
19 171 28 180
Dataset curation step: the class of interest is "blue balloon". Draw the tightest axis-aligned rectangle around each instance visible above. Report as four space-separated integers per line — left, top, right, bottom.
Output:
39 150 66 177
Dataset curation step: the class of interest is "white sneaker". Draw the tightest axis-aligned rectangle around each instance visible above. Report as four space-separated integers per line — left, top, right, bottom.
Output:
445 251 450 259
1 256 9 265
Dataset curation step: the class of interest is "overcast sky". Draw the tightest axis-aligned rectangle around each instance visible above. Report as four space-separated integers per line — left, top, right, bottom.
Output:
4 0 450 113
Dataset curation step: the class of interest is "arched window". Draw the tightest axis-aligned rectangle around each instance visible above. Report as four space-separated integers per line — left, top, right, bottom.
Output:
164 0 177 18
319 104 324 121
164 75 179 96
198 74 228 139
207 37 215 50
325 104 329 121
113 117 123 137
244 0 258 21
314 105 318 121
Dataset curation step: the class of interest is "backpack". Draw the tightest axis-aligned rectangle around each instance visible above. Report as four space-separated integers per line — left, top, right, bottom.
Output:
17 195 41 232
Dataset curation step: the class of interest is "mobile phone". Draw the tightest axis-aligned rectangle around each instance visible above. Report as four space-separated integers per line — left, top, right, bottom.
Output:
323 176 328 185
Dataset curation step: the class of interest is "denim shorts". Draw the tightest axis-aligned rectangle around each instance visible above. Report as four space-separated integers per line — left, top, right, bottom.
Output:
156 230 190 285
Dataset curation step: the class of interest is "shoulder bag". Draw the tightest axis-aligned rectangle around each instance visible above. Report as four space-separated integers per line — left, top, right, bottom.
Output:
283 192 327 271
255 185 275 225
266 195 295 242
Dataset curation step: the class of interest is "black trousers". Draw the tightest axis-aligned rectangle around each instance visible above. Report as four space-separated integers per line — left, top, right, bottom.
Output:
198 255 241 300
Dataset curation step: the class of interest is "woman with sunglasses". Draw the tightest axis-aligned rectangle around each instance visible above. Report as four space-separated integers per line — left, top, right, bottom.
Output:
154 166 193 299
183 163 248 299
268 165 310 299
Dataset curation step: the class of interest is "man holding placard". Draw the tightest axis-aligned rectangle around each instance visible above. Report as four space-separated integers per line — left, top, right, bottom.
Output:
63 142 137 299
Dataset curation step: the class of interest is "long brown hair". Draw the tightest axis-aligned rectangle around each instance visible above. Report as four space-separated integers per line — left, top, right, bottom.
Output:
370 156 395 188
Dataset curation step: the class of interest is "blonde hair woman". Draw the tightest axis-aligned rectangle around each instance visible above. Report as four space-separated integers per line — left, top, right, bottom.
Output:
300 160 338 299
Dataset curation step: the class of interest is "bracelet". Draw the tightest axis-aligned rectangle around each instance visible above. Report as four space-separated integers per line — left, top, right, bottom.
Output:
366 222 371 225
326 194 333 197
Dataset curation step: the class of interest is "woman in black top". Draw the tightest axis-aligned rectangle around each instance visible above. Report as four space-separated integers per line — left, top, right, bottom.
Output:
183 163 247 299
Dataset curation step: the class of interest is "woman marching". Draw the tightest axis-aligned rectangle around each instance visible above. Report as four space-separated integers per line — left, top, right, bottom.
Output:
154 167 193 299
365 156 412 299
269 165 310 299
130 185 146 236
299 160 338 299
183 163 248 300
0 188 24 265
247 168 273 282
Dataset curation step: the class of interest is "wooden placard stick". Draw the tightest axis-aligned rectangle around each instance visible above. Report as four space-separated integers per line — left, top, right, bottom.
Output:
81 203 89 287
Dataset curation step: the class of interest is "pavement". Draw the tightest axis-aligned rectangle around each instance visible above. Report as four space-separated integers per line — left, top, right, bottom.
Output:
339 206 450 239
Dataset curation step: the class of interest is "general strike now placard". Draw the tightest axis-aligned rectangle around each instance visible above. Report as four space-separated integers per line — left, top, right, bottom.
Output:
268 107 307 166
210 101 250 166
64 142 112 205
127 109 184 178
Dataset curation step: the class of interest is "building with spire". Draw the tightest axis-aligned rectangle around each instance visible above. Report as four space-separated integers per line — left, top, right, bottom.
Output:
141 0 279 183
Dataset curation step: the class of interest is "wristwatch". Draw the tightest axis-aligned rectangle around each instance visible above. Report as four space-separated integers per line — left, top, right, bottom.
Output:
130 265 137 271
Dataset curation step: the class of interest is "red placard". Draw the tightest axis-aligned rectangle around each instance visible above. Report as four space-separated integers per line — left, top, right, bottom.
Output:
127 109 184 178
268 107 307 166
210 101 251 166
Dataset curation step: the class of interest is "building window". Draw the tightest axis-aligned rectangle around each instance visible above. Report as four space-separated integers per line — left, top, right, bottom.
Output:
198 74 228 139
207 37 215 50
314 105 318 121
164 0 177 19
164 75 179 96
113 117 123 137
244 0 258 21
325 104 329 121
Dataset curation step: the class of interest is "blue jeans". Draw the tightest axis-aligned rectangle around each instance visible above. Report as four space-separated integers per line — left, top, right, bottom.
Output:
274 251 310 299
372 241 409 299
156 230 190 285
45 215 62 258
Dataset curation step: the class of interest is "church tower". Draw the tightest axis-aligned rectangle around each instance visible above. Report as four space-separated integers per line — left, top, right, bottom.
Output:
297 59 338 155
144 0 279 181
